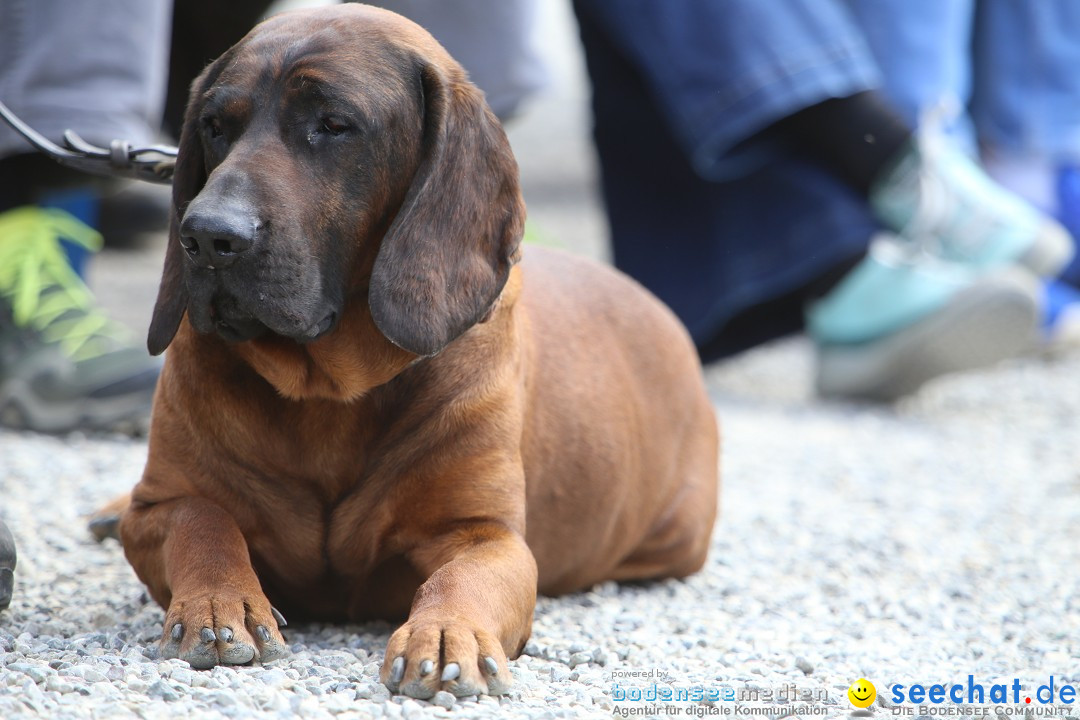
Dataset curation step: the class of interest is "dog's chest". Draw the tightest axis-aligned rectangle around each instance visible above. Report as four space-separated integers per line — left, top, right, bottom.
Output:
241 469 420 620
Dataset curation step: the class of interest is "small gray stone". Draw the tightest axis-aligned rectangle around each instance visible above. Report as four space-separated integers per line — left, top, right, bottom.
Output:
357 681 391 701
45 675 75 694
400 698 425 718
146 680 181 701
259 668 291 687
209 690 238 708
315 651 354 670
568 652 592 668
432 690 456 709
795 657 814 675
170 667 194 686
69 666 109 683
10 663 50 684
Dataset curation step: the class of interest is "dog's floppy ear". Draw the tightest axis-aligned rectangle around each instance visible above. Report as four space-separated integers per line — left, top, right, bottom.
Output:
147 67 217 356
369 62 525 357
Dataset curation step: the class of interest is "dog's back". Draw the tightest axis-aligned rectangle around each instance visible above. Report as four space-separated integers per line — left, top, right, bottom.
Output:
515 246 719 594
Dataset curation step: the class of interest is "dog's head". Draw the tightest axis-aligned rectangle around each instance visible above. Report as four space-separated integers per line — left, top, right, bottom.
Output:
148 4 525 358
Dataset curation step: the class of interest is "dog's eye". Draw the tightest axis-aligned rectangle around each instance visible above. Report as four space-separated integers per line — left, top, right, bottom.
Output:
320 116 350 136
203 116 224 139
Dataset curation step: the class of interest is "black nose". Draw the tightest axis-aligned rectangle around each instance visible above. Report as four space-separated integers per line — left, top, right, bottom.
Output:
179 205 258 269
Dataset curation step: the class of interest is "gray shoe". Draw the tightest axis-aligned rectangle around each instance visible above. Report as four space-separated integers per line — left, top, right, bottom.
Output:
0 207 161 433
0 519 15 612
814 262 1040 402
871 135 1074 277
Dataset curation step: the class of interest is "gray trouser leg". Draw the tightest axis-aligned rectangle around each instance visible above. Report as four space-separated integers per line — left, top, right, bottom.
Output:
0 0 173 158
367 0 548 119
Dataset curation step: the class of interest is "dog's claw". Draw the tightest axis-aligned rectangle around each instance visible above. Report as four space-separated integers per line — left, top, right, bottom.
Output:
0 568 12 612
419 659 434 677
390 656 406 684
0 522 16 612
270 606 287 628
87 515 121 543
258 640 289 663
161 594 288 669
441 662 460 682
483 656 498 676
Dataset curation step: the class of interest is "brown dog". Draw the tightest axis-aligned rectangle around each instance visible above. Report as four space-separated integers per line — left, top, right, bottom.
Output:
118 3 718 699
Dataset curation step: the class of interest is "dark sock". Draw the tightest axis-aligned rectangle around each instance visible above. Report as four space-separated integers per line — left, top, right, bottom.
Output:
695 250 868 364
772 90 912 195
0 153 99 212
805 252 866 299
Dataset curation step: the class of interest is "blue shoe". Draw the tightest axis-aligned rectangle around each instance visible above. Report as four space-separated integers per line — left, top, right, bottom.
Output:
808 236 1040 401
871 137 1074 277
1041 279 1080 347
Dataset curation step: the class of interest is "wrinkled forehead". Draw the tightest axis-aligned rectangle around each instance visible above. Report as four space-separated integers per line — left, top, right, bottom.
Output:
205 10 428 113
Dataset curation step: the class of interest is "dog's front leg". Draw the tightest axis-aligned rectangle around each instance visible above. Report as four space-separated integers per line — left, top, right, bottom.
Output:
120 496 288 668
380 522 538 698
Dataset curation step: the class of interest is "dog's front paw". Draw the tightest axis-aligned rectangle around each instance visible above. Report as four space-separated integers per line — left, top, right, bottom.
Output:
160 591 288 669
381 615 511 699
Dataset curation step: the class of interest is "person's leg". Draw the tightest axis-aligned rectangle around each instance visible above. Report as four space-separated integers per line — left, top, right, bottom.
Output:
574 0 883 183
769 91 911 196
0 0 170 158
574 0 877 353
845 0 976 140
163 0 272 139
368 0 548 122
574 0 1042 399
971 0 1080 288
970 0 1080 164
0 0 171 433
844 0 1073 279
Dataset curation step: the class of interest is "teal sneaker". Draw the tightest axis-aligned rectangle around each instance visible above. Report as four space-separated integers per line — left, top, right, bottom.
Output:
808 236 1040 401
0 207 161 433
871 136 1074 277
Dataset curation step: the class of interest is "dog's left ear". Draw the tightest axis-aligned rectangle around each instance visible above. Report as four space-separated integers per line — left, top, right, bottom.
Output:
147 58 225 355
369 62 525 357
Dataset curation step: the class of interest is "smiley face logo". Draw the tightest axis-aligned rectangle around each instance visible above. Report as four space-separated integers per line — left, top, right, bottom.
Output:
848 678 876 708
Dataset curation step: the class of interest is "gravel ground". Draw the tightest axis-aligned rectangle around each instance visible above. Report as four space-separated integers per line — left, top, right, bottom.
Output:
1 337 1079 719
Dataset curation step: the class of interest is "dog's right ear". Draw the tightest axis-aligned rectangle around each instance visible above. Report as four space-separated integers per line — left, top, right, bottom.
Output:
147 67 216 356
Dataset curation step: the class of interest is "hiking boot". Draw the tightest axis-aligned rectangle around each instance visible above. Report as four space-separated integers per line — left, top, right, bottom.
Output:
0 206 161 433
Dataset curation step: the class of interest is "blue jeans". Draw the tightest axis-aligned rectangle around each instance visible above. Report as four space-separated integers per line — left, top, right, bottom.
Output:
849 0 1080 160
849 0 1080 284
573 0 881 354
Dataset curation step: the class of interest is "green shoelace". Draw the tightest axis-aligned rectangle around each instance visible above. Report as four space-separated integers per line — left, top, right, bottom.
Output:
0 207 133 362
